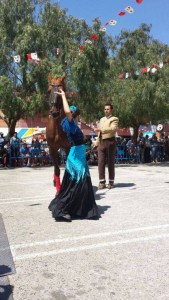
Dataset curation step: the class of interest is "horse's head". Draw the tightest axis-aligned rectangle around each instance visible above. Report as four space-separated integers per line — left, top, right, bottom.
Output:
48 74 66 118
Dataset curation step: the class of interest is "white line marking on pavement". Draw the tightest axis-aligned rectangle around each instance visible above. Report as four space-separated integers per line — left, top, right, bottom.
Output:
0 198 48 204
0 195 49 201
0 195 53 204
0 181 50 186
11 223 169 249
1 184 168 204
14 233 169 260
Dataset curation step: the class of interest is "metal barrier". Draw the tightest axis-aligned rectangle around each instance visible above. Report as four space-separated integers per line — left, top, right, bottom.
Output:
8 144 52 168
1 142 168 169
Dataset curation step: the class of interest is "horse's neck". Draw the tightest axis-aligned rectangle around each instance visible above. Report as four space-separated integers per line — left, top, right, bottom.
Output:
60 109 65 119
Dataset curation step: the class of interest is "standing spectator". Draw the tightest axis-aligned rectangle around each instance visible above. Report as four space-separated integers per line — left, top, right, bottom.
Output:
164 136 169 161
93 103 119 189
151 135 159 162
0 133 5 167
137 133 145 163
121 138 127 157
10 132 20 166
144 135 151 163
159 133 165 161
0 132 5 148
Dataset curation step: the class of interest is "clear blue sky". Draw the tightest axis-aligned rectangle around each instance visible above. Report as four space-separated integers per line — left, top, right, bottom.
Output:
54 0 169 45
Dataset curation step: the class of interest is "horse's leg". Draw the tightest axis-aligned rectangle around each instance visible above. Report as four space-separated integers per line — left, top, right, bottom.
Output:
49 146 61 195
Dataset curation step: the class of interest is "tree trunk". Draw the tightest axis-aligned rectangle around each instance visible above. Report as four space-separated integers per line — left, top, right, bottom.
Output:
9 118 18 137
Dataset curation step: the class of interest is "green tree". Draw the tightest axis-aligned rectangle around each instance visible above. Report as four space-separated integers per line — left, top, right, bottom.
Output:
71 18 110 121
0 0 96 135
0 0 49 135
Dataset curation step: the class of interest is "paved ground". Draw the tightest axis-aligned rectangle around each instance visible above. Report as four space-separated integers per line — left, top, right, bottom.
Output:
0 162 169 300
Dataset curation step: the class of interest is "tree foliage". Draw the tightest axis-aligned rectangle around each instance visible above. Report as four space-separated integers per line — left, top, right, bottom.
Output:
0 1 169 140
0 0 109 134
106 24 169 140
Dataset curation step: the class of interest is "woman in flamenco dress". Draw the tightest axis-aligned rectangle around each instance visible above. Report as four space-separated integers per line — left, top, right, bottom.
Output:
48 88 99 222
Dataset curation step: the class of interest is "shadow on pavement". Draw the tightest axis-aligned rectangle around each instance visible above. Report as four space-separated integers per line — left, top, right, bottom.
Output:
0 269 14 300
0 283 14 300
97 205 111 216
0 266 12 277
115 183 135 188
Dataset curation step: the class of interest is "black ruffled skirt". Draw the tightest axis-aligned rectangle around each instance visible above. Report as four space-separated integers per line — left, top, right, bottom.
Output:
48 145 99 220
49 170 99 219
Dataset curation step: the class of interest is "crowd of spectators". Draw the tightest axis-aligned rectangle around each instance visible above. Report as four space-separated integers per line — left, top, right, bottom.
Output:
0 131 169 169
0 132 52 168
116 133 169 164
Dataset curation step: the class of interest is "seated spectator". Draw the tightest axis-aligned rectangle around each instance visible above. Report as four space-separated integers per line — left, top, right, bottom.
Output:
20 142 31 166
30 141 42 167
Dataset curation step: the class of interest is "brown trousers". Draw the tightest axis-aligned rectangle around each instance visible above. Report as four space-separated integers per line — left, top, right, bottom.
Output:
97 137 116 182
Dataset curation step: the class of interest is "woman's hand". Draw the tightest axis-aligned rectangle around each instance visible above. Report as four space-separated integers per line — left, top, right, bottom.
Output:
54 88 65 96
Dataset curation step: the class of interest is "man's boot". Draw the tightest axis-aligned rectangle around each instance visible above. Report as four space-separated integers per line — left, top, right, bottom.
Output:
98 181 106 190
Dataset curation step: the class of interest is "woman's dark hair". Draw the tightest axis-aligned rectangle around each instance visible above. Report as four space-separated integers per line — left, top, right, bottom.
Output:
71 108 80 118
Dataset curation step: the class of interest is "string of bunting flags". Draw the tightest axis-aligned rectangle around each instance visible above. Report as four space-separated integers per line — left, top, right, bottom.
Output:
13 50 58 64
118 58 169 79
99 0 143 32
12 1 144 64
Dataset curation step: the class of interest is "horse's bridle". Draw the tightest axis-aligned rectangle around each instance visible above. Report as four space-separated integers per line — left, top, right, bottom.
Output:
49 83 63 118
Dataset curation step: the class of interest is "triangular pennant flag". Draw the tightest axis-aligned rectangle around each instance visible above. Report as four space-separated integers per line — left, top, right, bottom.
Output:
79 45 83 52
13 55 21 63
119 74 124 79
125 6 134 14
26 53 39 60
118 12 126 16
151 67 157 73
99 27 106 32
31 53 38 60
159 62 163 68
135 70 140 76
90 34 99 41
109 20 117 25
142 67 147 74
57 48 60 56
85 39 92 44
152 64 158 69
27 53 32 60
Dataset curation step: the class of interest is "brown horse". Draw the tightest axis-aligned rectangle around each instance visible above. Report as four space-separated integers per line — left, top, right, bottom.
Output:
46 74 70 195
